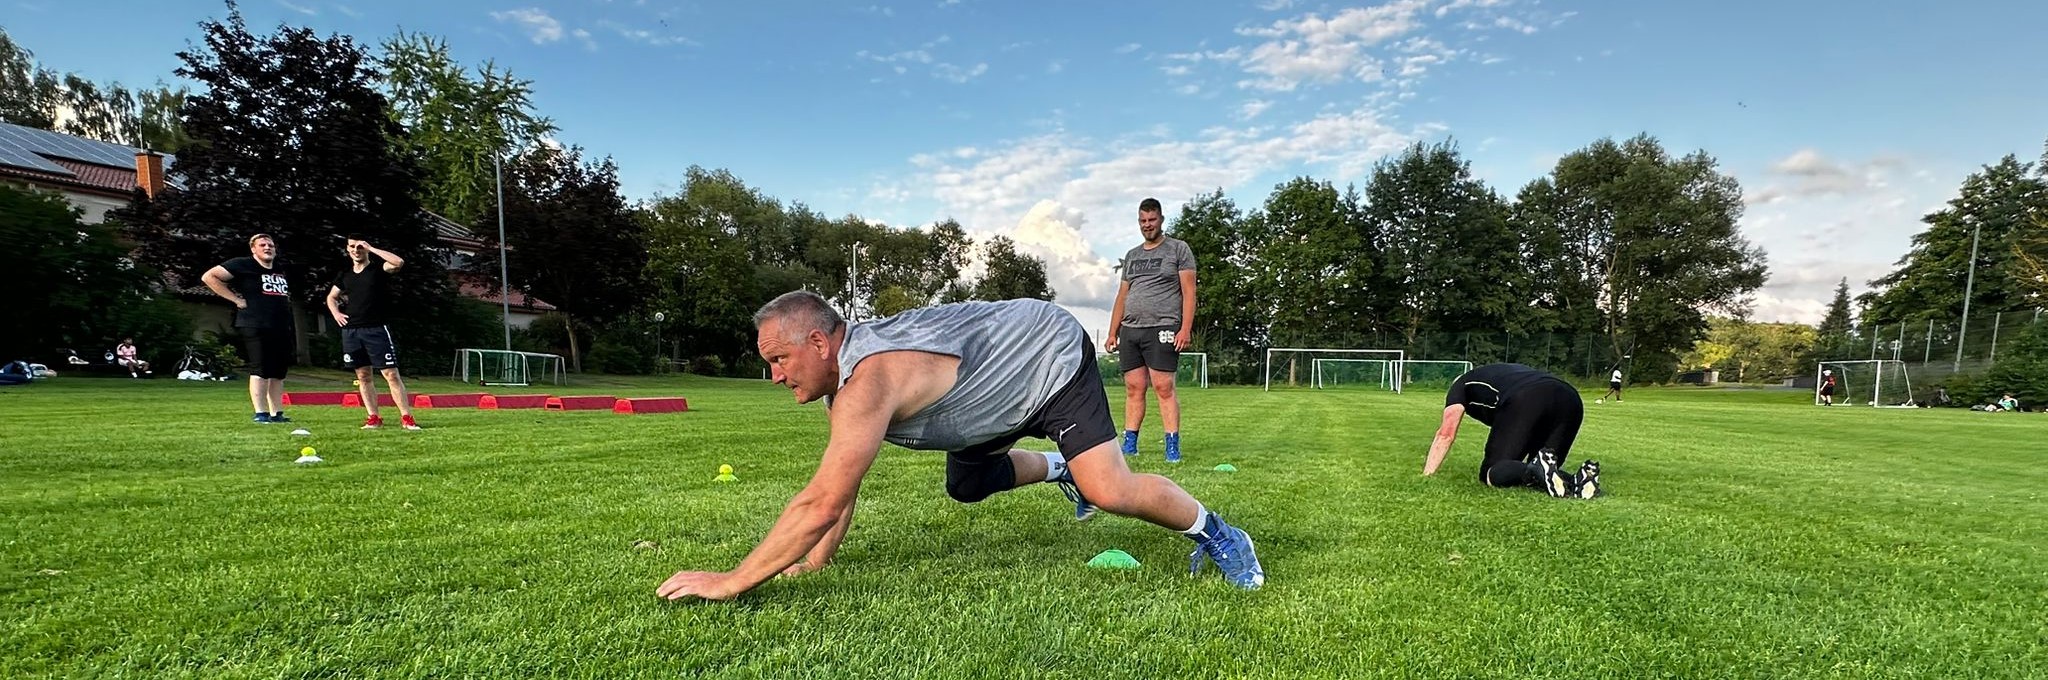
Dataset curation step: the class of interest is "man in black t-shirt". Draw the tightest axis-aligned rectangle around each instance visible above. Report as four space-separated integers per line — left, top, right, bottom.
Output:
327 236 420 431
201 233 296 424
1422 363 1601 499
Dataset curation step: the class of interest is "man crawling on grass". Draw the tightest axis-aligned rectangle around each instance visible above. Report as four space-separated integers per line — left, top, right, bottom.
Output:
657 291 1265 600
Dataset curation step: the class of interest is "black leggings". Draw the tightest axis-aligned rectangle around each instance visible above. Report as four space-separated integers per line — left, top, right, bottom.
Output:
1479 380 1583 488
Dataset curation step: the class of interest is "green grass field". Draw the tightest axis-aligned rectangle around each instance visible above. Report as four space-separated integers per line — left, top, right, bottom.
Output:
3 372 2045 678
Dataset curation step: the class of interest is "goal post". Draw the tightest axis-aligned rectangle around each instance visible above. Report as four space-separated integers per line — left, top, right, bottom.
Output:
1265 348 1405 392
1312 358 1395 391
1815 359 1914 407
456 348 567 387
1180 352 1209 389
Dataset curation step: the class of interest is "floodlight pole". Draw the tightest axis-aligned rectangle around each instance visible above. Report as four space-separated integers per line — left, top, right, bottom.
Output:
494 151 512 350
1954 218 1981 372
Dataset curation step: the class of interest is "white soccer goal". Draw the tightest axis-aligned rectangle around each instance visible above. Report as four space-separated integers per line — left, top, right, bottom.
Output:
1265 348 1405 392
456 348 566 387
1312 358 1396 391
1815 359 1914 407
1398 360 1475 388
1180 352 1209 389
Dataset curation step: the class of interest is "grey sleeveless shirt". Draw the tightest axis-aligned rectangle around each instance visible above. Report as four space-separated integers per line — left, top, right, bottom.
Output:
834 299 1087 452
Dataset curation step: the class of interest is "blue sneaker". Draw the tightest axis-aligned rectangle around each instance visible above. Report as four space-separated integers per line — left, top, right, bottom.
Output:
269 412 292 424
1188 512 1265 589
1054 470 1097 522
1121 430 1139 457
253 412 272 424
1164 432 1182 463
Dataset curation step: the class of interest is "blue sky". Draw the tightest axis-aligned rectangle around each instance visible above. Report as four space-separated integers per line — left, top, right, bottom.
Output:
9 0 2048 330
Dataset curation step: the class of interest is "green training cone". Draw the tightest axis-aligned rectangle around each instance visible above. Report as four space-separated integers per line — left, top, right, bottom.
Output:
715 463 738 483
1212 463 1238 472
1086 549 1142 570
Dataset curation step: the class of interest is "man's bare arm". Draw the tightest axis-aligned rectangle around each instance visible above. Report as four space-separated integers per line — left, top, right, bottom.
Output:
1423 405 1465 476
1104 280 1132 352
201 266 244 308
363 243 405 272
326 285 348 326
1175 268 1197 350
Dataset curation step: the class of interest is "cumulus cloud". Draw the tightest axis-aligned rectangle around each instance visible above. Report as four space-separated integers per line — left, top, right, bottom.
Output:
492 8 564 44
1737 150 1960 323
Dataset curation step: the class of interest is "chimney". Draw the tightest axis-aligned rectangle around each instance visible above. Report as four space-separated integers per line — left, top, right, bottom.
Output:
134 151 165 199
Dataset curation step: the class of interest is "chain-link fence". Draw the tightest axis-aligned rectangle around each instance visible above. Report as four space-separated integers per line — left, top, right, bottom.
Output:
1842 308 2045 392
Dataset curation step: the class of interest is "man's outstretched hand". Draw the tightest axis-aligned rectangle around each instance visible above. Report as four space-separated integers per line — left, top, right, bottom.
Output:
657 570 742 601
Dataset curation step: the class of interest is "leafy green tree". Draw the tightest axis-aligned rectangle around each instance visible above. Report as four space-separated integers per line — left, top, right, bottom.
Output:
1170 189 1261 360
0 184 189 363
1512 135 1767 377
1366 141 1523 351
379 31 556 227
969 235 1053 302
1246 176 1360 347
0 28 61 129
1861 155 2048 324
472 145 643 372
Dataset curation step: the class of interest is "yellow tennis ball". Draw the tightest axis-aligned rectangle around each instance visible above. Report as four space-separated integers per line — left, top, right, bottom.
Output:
301 446 316 456
718 464 734 475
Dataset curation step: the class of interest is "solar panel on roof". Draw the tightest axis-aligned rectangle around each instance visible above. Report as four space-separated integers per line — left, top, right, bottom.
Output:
0 127 72 174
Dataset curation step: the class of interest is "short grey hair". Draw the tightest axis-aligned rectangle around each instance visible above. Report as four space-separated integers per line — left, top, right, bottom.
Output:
754 290 846 338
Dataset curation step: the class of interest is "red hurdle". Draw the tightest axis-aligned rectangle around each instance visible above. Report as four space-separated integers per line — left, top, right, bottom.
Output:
281 392 350 406
479 394 551 409
613 397 689 414
413 393 488 408
341 393 398 408
544 395 618 411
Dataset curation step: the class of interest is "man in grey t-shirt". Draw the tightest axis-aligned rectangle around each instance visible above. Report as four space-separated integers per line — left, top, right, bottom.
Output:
656 291 1264 601
1105 197 1197 463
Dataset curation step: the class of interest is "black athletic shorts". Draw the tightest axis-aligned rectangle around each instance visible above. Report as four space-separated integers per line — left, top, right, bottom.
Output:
1819 383 1836 396
238 326 293 379
947 340 1118 470
1608 380 1622 391
1115 325 1180 373
342 326 401 370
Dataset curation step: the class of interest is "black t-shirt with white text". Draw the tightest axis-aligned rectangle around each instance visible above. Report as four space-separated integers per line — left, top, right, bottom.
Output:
332 262 395 328
1445 363 1570 426
222 256 293 329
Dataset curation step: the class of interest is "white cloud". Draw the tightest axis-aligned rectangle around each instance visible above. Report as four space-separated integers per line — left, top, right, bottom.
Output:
491 8 565 44
1115 43 1142 54
1435 0 1509 17
1238 99 1273 120
1256 0 1297 10
1176 83 1202 96
1047 59 1067 74
333 4 360 18
1737 150 1962 323
572 28 596 51
888 102 1437 320
933 62 988 83
858 48 934 64
277 0 317 15
1161 64 1193 77
597 20 699 47
862 5 895 17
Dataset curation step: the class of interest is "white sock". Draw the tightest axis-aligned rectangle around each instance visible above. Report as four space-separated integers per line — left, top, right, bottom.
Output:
1039 451 1068 482
1180 504 1210 535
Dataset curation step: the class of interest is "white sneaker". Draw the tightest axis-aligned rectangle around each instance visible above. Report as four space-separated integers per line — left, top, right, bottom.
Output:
1595 399 1603 404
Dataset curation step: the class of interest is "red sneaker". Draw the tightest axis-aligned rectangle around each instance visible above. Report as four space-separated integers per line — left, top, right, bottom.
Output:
362 414 384 430
401 414 421 431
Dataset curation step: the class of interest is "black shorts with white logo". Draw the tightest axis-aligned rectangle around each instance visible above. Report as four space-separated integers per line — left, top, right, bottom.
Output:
238 326 293 379
1115 325 1180 373
948 340 1118 465
342 326 400 370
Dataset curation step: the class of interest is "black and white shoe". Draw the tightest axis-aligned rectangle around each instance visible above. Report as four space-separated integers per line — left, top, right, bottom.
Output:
1574 460 1601 499
1534 449 1573 498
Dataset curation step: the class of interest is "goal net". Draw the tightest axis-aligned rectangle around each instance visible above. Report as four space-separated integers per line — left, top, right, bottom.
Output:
1398 360 1474 390
457 348 567 387
1265 348 1404 391
1815 359 1914 407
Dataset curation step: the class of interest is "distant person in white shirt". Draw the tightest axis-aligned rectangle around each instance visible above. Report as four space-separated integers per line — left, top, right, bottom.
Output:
1598 368 1623 404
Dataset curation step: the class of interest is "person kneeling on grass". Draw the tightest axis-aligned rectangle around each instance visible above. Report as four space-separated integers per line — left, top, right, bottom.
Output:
1423 362 1601 499
657 292 1265 601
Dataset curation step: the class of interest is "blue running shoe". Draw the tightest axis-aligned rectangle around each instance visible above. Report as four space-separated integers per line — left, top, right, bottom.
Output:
253 412 272 424
1054 470 1097 522
1164 432 1182 464
269 412 292 424
1188 512 1265 589
1121 430 1139 457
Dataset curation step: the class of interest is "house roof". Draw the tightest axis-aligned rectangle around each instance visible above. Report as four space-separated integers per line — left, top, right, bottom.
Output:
460 277 559 311
0 122 179 197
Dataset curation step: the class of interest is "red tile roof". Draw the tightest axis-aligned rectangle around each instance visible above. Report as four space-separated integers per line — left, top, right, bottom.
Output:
0 158 138 198
459 278 559 311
